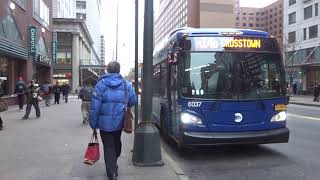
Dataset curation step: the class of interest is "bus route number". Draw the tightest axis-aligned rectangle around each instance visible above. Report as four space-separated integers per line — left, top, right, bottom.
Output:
188 102 202 108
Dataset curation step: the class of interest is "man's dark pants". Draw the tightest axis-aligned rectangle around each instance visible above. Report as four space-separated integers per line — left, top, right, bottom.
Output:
64 94 68 103
17 94 24 110
24 100 40 118
54 94 60 104
100 130 122 177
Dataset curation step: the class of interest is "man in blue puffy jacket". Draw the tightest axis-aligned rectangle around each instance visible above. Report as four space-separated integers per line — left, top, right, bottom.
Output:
89 61 137 180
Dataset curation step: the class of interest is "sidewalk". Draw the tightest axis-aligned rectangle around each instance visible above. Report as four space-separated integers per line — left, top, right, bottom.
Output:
0 99 179 180
289 95 320 107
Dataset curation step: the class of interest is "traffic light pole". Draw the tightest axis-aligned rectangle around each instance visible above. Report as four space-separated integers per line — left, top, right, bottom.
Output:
132 0 163 167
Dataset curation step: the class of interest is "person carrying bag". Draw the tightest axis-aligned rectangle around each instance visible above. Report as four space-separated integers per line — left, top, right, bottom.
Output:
89 61 137 180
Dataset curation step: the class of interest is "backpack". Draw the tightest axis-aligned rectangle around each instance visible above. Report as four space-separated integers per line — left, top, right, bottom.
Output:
16 82 25 94
43 84 50 94
81 87 94 101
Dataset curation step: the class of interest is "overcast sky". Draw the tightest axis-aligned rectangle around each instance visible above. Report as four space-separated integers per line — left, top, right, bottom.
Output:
101 0 278 75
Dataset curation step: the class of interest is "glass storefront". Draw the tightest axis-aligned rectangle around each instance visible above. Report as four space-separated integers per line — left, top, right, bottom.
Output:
0 57 8 95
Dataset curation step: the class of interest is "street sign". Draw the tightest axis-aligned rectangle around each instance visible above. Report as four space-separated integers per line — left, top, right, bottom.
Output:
29 26 36 55
52 32 57 64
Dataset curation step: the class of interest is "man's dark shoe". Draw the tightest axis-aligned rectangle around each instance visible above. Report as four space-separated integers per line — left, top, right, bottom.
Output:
108 174 117 180
36 116 40 119
22 116 28 120
0 125 3 130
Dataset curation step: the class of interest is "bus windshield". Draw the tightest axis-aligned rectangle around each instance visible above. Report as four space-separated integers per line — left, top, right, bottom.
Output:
180 52 286 100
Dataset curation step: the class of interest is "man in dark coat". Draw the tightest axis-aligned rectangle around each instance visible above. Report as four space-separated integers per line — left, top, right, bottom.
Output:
15 77 26 111
314 83 320 102
52 82 62 104
61 82 70 103
22 81 41 119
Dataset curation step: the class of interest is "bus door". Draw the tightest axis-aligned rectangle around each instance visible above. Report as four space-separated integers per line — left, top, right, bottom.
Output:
168 64 179 136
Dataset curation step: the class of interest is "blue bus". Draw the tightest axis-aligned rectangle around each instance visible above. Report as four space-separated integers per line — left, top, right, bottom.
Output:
152 28 289 148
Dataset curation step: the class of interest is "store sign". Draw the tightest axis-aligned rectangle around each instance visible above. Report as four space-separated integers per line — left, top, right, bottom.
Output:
53 74 67 78
37 55 50 65
52 32 57 64
29 26 37 54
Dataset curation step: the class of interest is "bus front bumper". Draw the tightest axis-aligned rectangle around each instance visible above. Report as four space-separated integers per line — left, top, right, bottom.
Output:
181 128 289 146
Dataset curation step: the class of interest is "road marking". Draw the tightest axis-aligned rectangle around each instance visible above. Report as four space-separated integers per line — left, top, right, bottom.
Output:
288 104 320 110
288 113 320 121
161 147 189 180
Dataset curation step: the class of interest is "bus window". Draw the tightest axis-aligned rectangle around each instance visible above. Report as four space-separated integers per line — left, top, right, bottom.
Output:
153 64 161 96
160 62 167 97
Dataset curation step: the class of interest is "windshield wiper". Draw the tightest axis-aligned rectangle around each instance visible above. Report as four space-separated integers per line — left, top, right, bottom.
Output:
256 89 266 110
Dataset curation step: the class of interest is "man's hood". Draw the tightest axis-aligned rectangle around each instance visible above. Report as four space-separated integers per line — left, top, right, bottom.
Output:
99 73 124 89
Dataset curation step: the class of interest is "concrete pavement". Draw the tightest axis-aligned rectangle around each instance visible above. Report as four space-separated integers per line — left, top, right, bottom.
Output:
289 95 320 107
0 99 179 180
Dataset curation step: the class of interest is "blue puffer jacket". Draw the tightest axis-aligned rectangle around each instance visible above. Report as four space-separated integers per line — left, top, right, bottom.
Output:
89 73 137 132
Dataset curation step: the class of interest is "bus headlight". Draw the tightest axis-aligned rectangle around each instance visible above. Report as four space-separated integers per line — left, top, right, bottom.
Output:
271 111 287 122
181 113 203 125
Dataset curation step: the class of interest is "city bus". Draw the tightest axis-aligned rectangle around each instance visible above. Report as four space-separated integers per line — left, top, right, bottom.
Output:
152 28 289 148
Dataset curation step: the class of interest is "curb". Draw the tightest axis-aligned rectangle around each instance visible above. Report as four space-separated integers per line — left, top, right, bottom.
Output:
161 147 189 180
289 102 320 107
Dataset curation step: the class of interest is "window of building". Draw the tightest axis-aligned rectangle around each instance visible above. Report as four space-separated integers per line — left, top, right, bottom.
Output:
289 12 296 24
76 1 86 9
309 25 318 38
315 3 319 16
243 23 247 27
57 52 72 65
236 23 239 27
289 0 296 6
304 5 313 20
303 28 307 40
256 18 259 21
243 13 246 15
14 0 26 9
242 17 246 21
236 17 239 20
76 13 86 20
33 0 49 27
288 31 296 43
270 15 273 18
249 12 254 15
0 15 23 44
261 12 265 15
279 30 282 34
249 23 253 27
256 12 260 15
249 17 253 22
256 24 260 27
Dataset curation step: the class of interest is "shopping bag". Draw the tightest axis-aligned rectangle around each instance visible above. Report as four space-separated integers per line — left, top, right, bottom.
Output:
123 108 134 133
84 132 100 165
0 98 8 112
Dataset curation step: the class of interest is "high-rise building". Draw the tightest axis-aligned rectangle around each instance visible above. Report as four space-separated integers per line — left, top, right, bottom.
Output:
76 0 101 62
283 0 320 93
235 0 283 49
100 35 105 65
154 0 236 46
52 0 76 18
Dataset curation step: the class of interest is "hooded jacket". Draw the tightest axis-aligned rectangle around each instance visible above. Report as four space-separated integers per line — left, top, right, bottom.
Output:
89 73 137 132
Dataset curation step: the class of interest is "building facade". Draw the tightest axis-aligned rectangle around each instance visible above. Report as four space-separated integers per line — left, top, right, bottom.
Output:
283 0 320 93
76 0 101 62
52 18 98 91
235 0 283 49
0 0 53 101
155 0 235 46
100 35 105 65
52 0 76 18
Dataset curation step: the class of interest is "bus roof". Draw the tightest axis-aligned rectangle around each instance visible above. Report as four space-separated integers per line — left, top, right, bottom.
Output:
170 27 270 38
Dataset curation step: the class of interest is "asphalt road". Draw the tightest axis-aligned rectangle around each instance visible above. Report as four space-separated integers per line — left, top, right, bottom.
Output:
162 104 320 180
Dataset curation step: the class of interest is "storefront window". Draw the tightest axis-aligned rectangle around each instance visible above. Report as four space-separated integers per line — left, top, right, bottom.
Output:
36 36 49 57
56 52 71 64
0 57 8 95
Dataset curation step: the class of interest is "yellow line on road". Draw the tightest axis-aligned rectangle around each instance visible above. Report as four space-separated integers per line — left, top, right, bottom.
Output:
288 113 320 121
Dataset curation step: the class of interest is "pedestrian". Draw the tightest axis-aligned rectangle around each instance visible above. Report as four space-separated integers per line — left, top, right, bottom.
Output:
314 83 320 102
22 80 41 119
61 82 70 103
79 84 94 125
89 61 137 180
292 83 297 95
14 77 26 111
52 82 62 104
0 80 5 130
42 80 52 106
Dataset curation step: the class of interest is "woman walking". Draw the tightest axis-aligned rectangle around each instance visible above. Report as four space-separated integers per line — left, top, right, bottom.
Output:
89 61 137 180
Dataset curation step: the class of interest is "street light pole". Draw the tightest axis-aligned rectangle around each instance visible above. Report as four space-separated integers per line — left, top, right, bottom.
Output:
134 0 139 128
115 0 119 61
132 0 163 167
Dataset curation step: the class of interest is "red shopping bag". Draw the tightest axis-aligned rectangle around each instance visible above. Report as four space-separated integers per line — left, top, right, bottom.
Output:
84 132 100 165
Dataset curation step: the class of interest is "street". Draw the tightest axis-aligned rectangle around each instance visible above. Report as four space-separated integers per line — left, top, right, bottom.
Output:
162 104 320 180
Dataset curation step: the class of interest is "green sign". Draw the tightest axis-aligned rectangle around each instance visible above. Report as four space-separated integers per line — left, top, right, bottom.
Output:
52 32 57 64
29 26 36 54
